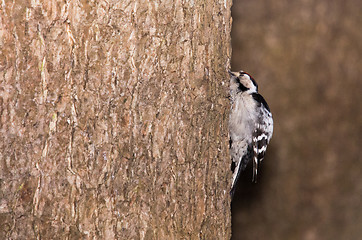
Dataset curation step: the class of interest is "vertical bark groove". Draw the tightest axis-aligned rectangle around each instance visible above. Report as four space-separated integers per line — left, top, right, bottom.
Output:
1 0 232 239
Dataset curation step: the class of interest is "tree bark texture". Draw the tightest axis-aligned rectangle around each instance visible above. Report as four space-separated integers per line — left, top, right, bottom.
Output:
0 0 232 239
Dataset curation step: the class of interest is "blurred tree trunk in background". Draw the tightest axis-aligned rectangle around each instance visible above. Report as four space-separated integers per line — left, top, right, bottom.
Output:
0 1 232 238
231 0 362 239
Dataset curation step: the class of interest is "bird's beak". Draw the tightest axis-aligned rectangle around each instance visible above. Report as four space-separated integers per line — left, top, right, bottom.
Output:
228 70 238 77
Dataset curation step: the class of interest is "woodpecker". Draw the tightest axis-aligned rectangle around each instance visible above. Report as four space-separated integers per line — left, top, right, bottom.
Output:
228 70 273 197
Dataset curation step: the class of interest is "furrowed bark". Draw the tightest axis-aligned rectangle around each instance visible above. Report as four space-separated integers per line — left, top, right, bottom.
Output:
0 0 232 238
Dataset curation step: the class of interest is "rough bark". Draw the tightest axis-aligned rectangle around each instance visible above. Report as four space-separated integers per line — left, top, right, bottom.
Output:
0 0 232 239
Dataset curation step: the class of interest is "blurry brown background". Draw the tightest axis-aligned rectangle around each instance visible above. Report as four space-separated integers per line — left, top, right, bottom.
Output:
230 0 361 239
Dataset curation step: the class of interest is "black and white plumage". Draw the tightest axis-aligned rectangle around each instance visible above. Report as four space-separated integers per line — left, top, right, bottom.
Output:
228 70 273 197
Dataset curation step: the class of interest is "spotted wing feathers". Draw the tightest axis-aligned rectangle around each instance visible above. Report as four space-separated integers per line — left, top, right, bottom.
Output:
252 125 270 182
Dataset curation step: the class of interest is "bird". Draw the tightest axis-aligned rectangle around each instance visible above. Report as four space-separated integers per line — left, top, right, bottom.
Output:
228 70 273 198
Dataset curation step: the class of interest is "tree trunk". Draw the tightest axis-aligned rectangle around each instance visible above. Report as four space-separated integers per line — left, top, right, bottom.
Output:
0 0 232 239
